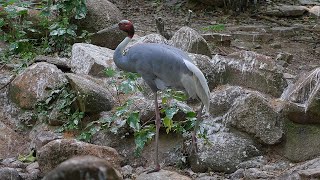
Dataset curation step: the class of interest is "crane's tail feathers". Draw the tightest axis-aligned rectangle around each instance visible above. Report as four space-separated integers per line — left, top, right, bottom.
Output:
181 59 210 113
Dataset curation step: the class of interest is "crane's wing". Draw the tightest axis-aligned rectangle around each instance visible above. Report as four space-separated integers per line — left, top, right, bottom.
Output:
181 59 210 113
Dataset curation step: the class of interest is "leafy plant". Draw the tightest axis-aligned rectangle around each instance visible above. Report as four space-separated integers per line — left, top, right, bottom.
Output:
18 149 36 163
35 84 84 132
0 0 89 71
202 24 226 32
78 69 203 156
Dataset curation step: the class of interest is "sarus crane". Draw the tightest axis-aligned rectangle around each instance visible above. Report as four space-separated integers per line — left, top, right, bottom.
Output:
97 20 210 173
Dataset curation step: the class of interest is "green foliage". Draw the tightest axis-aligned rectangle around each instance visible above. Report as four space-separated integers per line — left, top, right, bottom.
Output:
202 24 226 32
0 0 89 70
35 85 84 132
134 125 155 156
103 67 117 77
78 70 201 156
119 72 141 94
18 149 36 163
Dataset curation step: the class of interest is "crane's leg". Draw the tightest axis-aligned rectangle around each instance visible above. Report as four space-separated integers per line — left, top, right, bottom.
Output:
191 104 204 153
148 92 161 173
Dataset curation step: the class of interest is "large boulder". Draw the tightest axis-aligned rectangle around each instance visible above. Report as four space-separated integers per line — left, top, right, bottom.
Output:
189 131 261 173
281 67 320 124
209 85 247 116
210 51 287 97
208 85 285 145
0 122 30 159
70 43 115 76
275 119 320 162
9 62 68 109
75 0 125 49
37 139 121 176
170 27 211 57
43 156 122 180
66 73 114 113
226 91 285 145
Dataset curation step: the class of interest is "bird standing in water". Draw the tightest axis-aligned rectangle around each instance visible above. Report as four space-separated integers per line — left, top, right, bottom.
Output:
98 20 210 172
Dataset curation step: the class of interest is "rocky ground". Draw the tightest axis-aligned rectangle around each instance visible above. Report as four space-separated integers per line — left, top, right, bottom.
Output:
111 0 320 75
1 0 320 180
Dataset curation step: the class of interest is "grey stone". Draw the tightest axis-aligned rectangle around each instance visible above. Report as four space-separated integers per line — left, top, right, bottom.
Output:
66 73 114 113
0 167 21 180
37 139 121 176
271 27 300 37
75 0 125 49
232 31 273 42
70 43 116 76
264 5 308 17
210 51 287 97
308 6 320 17
170 26 212 57
136 170 191 180
8 62 68 109
34 55 71 72
226 92 285 145
275 119 320 162
189 131 261 173
209 86 247 117
0 122 29 160
202 33 232 46
43 156 122 180
279 157 320 179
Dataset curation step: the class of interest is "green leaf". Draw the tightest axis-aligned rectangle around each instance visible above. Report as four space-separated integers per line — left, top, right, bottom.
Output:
49 29 58 36
134 126 155 156
186 111 197 118
75 4 87 19
161 97 168 105
127 111 140 131
66 28 76 36
18 150 36 163
163 116 173 134
119 80 136 94
104 67 116 77
165 107 178 119
172 91 188 101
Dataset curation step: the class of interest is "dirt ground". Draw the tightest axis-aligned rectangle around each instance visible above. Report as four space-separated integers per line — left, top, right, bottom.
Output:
110 0 320 76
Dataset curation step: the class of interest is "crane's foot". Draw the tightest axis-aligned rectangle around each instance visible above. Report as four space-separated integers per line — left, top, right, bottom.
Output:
147 164 161 174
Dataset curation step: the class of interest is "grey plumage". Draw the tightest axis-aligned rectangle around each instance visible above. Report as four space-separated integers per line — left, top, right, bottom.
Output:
114 39 210 112
103 20 210 172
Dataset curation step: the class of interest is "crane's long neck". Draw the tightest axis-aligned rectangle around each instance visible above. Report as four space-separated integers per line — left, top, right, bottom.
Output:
113 37 135 72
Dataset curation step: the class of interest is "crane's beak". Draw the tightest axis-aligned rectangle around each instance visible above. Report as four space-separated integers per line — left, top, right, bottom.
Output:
96 24 118 34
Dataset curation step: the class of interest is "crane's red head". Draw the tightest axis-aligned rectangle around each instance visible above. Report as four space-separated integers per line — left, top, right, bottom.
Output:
119 20 134 38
